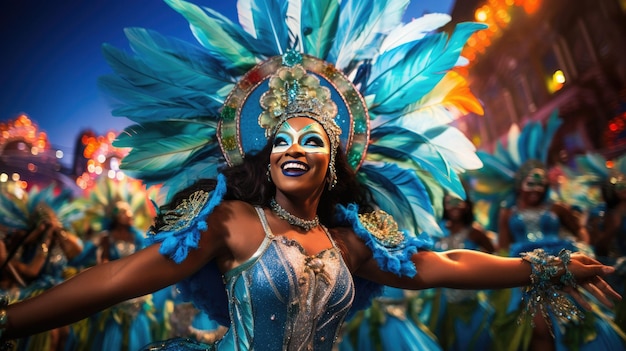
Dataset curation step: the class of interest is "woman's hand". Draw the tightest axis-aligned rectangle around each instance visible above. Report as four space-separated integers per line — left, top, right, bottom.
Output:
565 252 620 310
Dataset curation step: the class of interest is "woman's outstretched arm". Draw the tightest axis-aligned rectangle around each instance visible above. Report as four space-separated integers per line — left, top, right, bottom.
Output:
3 240 214 339
351 244 620 307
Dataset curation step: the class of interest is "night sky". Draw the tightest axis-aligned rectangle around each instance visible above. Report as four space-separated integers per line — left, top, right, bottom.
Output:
0 0 453 166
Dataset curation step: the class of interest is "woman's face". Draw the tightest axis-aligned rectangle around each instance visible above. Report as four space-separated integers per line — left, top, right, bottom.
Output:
269 117 331 197
520 168 548 205
444 195 467 220
114 202 133 226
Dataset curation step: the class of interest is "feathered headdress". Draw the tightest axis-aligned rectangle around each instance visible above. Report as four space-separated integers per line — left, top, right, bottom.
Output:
466 110 562 231
565 152 626 210
0 185 77 232
100 0 486 237
75 176 158 234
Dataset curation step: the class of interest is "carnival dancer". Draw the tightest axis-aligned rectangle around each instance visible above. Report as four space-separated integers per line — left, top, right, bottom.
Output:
0 2 621 351
469 112 626 350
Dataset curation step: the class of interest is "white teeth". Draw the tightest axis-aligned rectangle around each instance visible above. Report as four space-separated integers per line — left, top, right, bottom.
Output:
282 162 307 170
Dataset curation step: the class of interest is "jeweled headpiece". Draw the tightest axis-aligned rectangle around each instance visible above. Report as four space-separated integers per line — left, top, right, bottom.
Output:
258 64 340 149
257 61 342 188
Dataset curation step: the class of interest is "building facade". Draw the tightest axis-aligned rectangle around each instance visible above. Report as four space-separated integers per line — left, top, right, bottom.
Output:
450 0 626 165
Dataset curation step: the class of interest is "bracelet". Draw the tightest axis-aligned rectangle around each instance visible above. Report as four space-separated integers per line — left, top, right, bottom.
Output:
519 248 583 329
0 295 14 351
557 249 577 287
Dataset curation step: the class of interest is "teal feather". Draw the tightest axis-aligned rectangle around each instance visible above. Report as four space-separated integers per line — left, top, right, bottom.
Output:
124 28 237 91
97 46 226 121
0 185 76 230
476 151 516 181
378 13 451 54
371 127 457 182
159 158 223 203
98 46 224 120
492 139 518 174
375 113 481 172
516 122 532 163
540 110 562 164
358 162 443 237
329 0 408 69
236 0 290 55
113 121 219 185
0 192 28 229
164 0 259 70
300 0 340 57
574 153 607 176
366 22 486 114
367 141 465 198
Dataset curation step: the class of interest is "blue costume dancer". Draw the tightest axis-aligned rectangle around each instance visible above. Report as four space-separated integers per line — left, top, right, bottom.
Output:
469 113 626 350
0 2 622 351
0 186 84 351
428 192 495 351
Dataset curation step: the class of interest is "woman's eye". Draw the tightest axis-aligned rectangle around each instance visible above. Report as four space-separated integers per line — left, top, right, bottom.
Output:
274 136 288 146
303 136 324 147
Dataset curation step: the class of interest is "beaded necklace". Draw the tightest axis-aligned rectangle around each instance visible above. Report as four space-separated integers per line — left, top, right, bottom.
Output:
269 198 319 231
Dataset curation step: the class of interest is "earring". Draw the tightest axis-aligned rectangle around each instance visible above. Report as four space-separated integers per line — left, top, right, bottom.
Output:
266 163 272 183
327 156 337 191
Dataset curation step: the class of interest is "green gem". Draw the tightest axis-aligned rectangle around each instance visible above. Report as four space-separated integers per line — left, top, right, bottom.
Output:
221 106 236 121
354 119 367 133
282 50 302 67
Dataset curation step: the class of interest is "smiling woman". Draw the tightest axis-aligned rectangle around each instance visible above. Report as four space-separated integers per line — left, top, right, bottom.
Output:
0 1 621 351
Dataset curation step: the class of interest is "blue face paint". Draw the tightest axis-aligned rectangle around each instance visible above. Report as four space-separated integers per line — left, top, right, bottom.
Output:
272 121 330 155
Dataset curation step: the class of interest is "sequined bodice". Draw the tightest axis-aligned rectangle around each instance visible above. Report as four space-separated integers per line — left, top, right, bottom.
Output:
509 206 560 243
217 207 355 351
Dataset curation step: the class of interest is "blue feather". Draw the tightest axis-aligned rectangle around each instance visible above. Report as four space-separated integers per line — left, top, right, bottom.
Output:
125 28 237 91
300 0 340 57
366 22 486 114
357 162 443 237
328 0 408 69
237 0 290 55
540 110 562 164
164 0 259 70
476 151 516 181
98 46 227 121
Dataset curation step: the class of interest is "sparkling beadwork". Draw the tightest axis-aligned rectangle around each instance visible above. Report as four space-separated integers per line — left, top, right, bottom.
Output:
282 49 303 67
221 105 236 121
358 210 405 248
149 190 210 234
270 198 319 231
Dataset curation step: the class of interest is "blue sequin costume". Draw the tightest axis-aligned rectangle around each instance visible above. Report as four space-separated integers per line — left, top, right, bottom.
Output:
142 175 430 351
219 207 354 350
